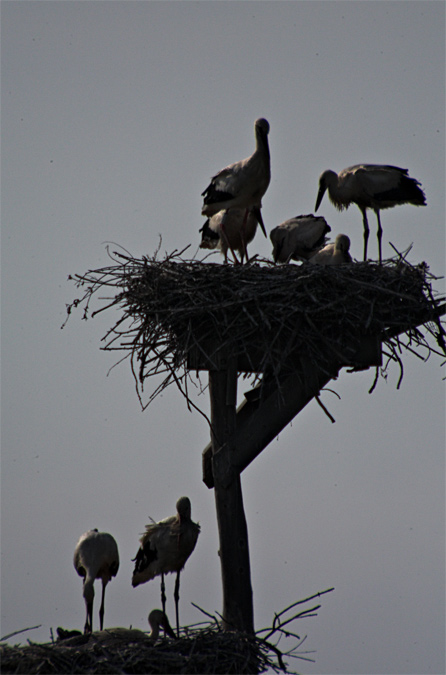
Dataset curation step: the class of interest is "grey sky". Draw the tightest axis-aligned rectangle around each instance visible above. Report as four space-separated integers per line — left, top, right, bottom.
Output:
1 2 445 674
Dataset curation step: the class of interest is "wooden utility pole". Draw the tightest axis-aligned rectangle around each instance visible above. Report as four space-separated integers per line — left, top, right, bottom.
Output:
194 334 383 632
209 356 254 633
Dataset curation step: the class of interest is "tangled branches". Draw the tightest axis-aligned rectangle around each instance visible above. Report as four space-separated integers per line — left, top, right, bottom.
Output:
64 246 445 411
1 588 334 674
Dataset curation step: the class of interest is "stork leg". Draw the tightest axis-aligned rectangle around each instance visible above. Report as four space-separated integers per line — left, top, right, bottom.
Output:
240 210 250 263
84 599 93 634
99 580 107 631
220 210 241 264
174 571 181 637
240 209 248 264
375 209 383 264
160 573 166 615
361 207 370 261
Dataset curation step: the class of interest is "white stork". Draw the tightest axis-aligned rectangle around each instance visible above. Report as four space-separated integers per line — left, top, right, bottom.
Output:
148 609 176 642
315 164 426 263
309 233 352 266
83 612 175 643
270 214 331 263
132 496 200 637
199 207 260 263
201 118 271 241
73 529 119 634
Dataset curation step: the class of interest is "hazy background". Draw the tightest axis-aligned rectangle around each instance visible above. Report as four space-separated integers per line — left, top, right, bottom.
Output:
2 2 445 674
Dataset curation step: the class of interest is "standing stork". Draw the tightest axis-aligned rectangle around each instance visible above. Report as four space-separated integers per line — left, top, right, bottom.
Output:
270 214 331 263
132 496 200 637
199 207 260 263
314 164 426 263
309 233 352 266
73 529 119 634
201 118 271 248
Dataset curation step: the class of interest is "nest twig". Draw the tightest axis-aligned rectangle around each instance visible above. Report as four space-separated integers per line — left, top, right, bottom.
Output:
63 246 445 413
0 589 335 674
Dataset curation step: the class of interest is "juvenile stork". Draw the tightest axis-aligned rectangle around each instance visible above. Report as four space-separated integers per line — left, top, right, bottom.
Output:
73 529 119 634
270 214 331 263
315 164 426 263
309 233 352 266
201 118 271 244
199 207 260 263
148 609 176 642
132 496 200 636
81 612 175 645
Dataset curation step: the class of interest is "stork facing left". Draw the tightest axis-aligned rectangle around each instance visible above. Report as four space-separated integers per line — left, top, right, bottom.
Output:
315 164 426 263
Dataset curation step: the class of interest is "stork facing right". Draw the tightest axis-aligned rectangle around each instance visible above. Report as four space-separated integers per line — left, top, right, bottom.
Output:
132 496 200 637
315 164 426 263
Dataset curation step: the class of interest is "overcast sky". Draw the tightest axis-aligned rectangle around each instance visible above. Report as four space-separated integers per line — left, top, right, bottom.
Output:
1 2 445 674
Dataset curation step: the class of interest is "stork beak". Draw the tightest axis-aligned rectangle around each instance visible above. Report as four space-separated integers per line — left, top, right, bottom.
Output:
315 185 326 212
253 206 267 237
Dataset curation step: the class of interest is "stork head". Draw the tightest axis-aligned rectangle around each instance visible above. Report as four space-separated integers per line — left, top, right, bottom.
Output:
316 170 340 210
176 496 192 521
199 218 220 250
148 609 176 641
334 233 351 253
255 118 270 137
315 171 330 211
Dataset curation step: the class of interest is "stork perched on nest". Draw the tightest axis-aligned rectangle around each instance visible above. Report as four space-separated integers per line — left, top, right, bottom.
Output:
132 496 200 636
77 611 175 645
199 207 260 263
309 233 352 266
73 529 119 634
270 214 331 263
148 609 176 642
315 164 426 263
201 118 270 259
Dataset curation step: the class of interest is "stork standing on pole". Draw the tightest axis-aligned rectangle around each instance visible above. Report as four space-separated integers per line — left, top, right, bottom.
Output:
270 214 331 263
201 118 271 260
73 529 119 634
132 496 200 637
314 164 426 263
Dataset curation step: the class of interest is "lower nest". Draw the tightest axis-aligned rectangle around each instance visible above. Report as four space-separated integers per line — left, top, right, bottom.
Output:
0 627 274 674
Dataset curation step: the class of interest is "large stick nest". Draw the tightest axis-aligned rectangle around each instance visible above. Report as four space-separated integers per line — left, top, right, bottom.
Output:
0 628 269 674
1 590 335 674
65 247 445 409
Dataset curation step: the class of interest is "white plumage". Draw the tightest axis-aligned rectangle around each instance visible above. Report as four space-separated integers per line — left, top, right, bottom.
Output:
73 529 119 634
132 496 200 636
315 164 426 263
309 233 352 266
201 118 271 238
199 208 260 263
270 214 331 263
